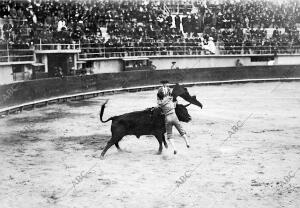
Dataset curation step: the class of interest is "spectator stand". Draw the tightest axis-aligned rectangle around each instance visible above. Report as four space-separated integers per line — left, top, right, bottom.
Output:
0 0 300 84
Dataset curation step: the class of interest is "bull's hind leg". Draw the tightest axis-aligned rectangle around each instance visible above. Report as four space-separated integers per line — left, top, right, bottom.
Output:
182 134 190 148
115 142 121 151
162 133 168 149
154 134 163 155
101 139 115 158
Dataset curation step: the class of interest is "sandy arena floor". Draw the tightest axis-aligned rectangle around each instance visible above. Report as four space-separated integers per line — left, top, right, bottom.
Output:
0 82 300 208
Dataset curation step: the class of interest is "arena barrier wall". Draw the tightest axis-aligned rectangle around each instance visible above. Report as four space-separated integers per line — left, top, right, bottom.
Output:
1 65 300 112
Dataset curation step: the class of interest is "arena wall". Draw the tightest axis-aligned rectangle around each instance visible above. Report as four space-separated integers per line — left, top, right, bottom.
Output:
150 56 268 70
92 59 123 73
277 55 300 65
1 65 300 110
87 54 300 73
0 65 13 85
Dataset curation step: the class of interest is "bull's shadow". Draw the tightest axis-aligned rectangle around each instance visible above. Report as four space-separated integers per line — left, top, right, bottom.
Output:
52 134 111 152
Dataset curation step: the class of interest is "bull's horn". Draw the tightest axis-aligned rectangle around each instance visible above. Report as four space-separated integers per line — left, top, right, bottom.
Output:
184 103 191 107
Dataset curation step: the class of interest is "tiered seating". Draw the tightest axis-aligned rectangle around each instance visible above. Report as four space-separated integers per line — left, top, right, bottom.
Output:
0 0 299 58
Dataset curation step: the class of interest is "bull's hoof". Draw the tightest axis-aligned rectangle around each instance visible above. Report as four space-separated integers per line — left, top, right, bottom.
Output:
156 151 162 155
174 150 177 155
92 153 99 158
100 155 105 160
122 149 131 153
187 145 190 148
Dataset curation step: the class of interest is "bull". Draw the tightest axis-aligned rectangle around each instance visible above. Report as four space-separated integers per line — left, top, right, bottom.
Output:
99 84 202 158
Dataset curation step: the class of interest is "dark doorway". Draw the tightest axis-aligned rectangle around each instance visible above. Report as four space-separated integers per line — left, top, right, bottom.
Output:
48 54 72 77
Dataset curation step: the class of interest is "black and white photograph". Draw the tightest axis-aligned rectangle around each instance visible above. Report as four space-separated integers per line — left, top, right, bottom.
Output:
0 0 300 207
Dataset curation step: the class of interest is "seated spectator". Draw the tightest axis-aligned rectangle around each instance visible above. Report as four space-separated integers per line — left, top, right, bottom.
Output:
236 59 243 67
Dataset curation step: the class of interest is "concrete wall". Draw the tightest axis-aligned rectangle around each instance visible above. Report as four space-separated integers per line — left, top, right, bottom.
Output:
1 65 300 109
86 55 300 73
0 65 13 85
93 59 123 73
1 55 299 84
277 55 300 65
150 56 251 70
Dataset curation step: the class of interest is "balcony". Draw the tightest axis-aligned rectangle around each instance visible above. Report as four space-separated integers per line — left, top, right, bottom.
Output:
34 43 81 54
0 49 34 65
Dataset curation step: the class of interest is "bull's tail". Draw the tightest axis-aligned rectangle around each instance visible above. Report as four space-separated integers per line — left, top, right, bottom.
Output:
99 99 114 123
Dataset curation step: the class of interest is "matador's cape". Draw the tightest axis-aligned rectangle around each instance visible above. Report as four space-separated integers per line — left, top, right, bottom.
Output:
172 83 203 109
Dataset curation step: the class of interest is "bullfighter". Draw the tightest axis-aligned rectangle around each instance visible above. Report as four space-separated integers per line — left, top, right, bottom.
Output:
157 81 190 154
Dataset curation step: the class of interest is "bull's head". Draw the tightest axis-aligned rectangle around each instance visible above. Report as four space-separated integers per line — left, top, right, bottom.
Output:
175 104 191 123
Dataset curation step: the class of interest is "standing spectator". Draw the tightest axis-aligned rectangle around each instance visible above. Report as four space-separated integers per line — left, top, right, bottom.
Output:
57 18 66 32
272 27 280 39
245 16 249 28
244 37 252 54
175 14 181 31
207 37 216 54
166 14 173 28
171 61 177 70
3 18 12 41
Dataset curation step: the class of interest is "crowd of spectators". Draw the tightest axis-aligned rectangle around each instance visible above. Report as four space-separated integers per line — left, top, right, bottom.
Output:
195 0 300 30
0 0 300 55
210 25 300 55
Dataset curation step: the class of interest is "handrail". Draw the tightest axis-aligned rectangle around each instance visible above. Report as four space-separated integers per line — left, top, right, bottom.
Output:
34 43 80 51
1 42 299 61
0 49 34 52
80 42 299 46
79 46 300 51
0 48 35 62
80 42 300 46
35 43 80 46
78 44 300 59
78 49 210 59
0 17 28 22
0 55 34 58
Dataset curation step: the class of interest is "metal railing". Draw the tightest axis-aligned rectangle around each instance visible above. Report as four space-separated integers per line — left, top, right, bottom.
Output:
79 45 210 59
34 43 80 51
218 45 300 55
78 43 300 59
0 49 34 63
1 42 297 62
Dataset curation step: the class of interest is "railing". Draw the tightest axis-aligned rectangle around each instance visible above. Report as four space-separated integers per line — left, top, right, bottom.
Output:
78 43 300 59
218 45 300 55
34 43 80 51
1 42 297 62
79 45 210 59
164 0 193 14
0 49 34 63
0 18 28 25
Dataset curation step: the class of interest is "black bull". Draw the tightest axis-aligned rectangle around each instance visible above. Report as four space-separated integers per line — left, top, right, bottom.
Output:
99 84 202 157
